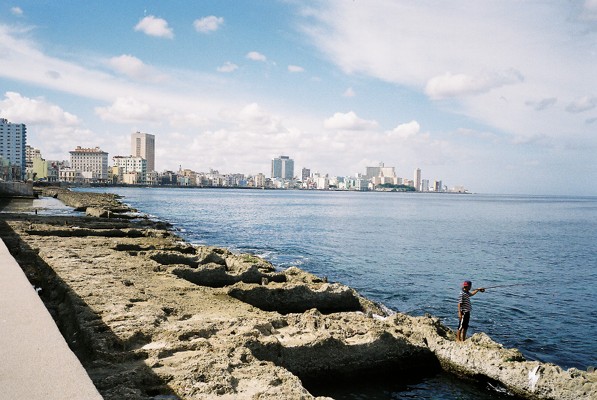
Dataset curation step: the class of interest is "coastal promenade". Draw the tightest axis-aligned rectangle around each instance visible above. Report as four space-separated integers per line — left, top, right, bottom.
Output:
0 239 102 399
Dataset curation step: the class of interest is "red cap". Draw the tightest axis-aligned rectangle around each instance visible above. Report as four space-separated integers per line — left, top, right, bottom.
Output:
462 280 472 288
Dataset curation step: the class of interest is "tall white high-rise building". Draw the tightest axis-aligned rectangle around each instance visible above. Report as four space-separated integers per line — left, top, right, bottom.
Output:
414 168 421 191
131 132 155 172
271 155 294 180
0 118 27 180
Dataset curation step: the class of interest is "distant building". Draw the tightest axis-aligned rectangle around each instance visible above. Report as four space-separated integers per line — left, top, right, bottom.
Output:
271 155 294 180
414 168 421 191
112 155 147 184
160 170 178 185
316 176 329 190
131 132 155 172
25 145 42 180
301 167 311 181
179 168 198 186
32 158 61 182
365 162 396 180
254 173 266 188
0 118 27 180
354 177 369 191
69 146 108 183
26 145 41 168
59 167 83 183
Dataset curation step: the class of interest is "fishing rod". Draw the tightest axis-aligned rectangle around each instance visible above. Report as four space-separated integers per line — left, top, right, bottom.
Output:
481 283 529 290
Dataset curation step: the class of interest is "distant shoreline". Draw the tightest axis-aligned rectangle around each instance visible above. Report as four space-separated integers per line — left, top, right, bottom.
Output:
40 182 472 194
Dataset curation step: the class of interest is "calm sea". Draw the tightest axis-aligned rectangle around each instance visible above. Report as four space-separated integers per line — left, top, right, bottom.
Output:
72 188 597 399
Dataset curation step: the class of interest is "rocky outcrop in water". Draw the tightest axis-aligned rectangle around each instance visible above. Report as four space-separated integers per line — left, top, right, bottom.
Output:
41 187 132 214
0 189 594 399
400 314 597 399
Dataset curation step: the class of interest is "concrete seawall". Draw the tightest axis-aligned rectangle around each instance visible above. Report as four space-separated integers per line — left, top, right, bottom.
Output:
0 182 35 198
0 239 102 399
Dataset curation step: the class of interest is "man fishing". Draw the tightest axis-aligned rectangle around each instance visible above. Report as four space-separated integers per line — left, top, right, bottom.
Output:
456 280 485 342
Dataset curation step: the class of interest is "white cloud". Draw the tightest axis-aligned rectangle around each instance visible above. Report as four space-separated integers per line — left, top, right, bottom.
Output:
194 16 224 33
0 91 79 126
302 1 597 146
134 15 174 39
425 70 524 99
169 113 210 128
323 111 378 131
343 87 356 97
565 96 597 113
217 62 238 73
95 96 163 123
246 51 267 62
0 92 96 156
288 65 304 73
0 24 233 119
235 103 287 134
582 0 597 20
388 120 420 139
108 54 167 82
10 7 23 16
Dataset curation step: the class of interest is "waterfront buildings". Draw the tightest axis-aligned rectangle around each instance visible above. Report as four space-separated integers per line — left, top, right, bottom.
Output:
69 146 109 183
112 155 147 185
0 118 27 180
271 155 294 180
32 158 61 182
10 131 465 191
59 167 83 183
254 173 266 188
26 145 41 168
131 132 155 172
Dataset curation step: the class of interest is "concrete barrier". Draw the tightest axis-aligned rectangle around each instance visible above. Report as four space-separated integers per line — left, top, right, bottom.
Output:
0 182 35 198
0 239 102 399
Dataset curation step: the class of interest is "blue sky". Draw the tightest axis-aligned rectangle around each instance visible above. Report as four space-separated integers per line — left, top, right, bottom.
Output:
1 1 596 195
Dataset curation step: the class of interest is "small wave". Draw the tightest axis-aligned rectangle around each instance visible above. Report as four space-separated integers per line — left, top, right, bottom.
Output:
486 381 511 395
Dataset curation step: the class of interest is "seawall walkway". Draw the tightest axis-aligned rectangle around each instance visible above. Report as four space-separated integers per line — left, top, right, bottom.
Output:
0 239 102 399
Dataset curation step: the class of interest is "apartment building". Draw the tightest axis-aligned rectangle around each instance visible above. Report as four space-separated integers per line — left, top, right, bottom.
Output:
0 118 27 180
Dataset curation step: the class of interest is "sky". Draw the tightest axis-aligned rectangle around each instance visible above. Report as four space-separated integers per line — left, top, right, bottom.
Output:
1 0 596 195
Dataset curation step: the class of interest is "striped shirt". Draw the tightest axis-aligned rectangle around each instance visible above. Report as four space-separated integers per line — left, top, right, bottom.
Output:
458 289 472 313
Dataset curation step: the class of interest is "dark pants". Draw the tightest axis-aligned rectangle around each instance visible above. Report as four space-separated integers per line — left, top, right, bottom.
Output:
458 312 470 330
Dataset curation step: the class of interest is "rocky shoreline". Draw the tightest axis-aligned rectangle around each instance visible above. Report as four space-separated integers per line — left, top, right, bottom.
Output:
1 188 595 399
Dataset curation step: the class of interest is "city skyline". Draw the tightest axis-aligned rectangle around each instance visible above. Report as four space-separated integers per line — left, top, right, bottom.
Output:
1 2 596 195
22 132 452 190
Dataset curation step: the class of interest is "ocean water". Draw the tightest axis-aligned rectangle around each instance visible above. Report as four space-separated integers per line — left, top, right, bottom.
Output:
0 196 74 215
76 187 597 399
